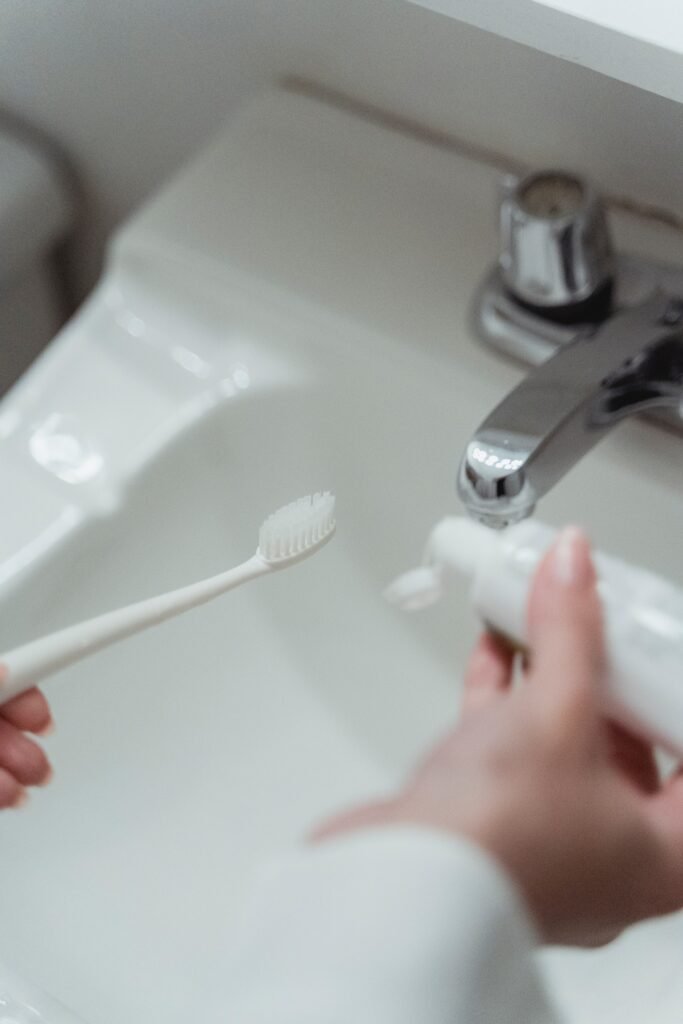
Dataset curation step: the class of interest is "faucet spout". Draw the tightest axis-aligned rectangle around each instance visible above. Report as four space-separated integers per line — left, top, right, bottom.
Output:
458 293 683 527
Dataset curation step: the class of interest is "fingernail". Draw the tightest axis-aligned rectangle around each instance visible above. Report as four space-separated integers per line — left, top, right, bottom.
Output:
38 766 54 787
36 719 55 737
551 526 592 587
11 789 28 809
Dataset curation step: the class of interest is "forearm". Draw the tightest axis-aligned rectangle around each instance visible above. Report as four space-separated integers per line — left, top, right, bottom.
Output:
222 826 563 1023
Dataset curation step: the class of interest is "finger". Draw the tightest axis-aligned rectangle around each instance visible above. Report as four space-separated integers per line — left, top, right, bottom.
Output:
623 767 683 914
0 719 52 787
309 799 398 843
0 688 53 735
460 632 514 719
646 775 683 906
606 722 659 794
0 768 27 809
526 527 604 742
652 766 683 828
577 925 624 949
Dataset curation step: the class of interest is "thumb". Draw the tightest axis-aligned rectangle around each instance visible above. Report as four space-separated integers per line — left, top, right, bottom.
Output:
526 526 605 743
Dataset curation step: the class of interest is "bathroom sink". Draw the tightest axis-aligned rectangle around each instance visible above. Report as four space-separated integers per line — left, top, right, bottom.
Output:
1 89 683 1022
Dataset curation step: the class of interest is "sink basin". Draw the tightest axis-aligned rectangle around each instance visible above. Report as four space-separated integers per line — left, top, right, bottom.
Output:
1 88 683 1022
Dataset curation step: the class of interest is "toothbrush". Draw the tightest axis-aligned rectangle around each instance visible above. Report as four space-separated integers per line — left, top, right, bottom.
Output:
0 492 336 704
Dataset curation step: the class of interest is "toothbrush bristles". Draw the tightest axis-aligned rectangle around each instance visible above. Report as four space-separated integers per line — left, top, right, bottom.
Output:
258 492 336 564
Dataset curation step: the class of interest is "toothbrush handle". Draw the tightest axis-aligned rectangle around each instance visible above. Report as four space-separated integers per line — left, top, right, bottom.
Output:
0 554 270 704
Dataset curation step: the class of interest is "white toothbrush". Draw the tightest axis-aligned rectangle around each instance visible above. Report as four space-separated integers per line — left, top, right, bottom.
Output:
0 492 336 704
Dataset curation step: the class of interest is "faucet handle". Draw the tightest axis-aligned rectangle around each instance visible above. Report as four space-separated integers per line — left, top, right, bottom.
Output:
499 170 614 314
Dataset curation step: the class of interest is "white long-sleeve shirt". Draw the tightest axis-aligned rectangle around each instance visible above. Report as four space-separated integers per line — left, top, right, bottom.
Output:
223 826 564 1022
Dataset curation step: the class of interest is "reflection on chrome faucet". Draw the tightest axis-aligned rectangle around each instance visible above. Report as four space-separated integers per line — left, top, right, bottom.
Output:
459 170 683 528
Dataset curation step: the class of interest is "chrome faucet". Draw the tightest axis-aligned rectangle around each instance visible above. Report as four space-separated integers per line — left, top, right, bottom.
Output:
458 170 683 528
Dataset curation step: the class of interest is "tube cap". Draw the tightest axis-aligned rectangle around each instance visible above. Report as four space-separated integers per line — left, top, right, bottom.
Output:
428 517 496 579
383 566 444 611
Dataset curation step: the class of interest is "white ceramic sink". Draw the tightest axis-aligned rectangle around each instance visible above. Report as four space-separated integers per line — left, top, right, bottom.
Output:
1 89 683 1023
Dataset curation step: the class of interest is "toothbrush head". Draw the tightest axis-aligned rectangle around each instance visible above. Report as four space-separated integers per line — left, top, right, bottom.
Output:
257 492 336 566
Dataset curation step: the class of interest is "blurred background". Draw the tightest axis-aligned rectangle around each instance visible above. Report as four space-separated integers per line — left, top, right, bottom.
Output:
1 0 681 392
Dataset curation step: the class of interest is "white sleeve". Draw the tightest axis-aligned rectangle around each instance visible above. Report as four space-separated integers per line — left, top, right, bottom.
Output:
222 825 564 1023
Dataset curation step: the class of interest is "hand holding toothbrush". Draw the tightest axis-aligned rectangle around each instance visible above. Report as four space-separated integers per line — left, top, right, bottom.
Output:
0 494 334 812
0 672 52 808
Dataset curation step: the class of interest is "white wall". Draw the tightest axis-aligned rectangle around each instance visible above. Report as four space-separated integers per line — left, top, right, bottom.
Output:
1 0 682 299
407 0 683 103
